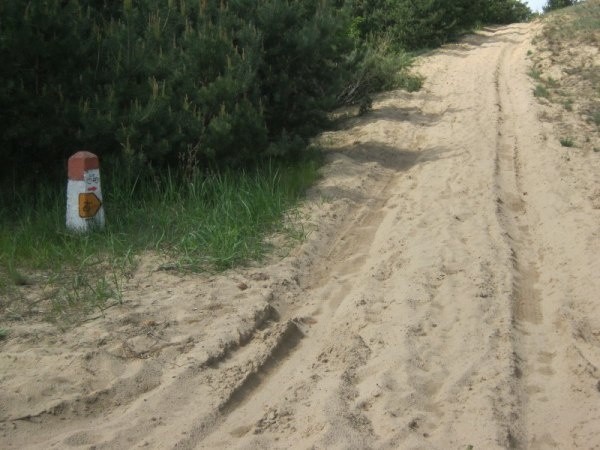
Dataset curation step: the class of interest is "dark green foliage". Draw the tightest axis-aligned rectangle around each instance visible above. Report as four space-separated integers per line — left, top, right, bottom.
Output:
544 0 580 12
244 0 354 147
0 0 533 190
483 0 533 23
0 0 353 184
348 0 532 50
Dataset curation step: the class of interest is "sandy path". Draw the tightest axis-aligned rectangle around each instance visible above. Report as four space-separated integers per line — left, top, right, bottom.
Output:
2 22 600 449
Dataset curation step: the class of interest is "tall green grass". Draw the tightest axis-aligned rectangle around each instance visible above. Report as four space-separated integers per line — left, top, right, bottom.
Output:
0 158 320 323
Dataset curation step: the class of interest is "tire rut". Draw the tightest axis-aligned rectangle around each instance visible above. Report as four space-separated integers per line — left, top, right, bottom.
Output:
193 159 402 447
494 30 547 449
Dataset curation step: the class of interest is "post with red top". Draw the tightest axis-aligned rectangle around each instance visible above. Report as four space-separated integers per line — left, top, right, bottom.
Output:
66 151 105 232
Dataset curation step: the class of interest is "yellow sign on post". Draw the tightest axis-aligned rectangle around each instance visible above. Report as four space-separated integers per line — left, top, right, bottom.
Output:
78 192 102 219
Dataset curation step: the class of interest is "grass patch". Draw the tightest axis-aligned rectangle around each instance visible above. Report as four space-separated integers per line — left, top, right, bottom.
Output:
541 1 600 95
528 67 543 81
534 84 551 98
543 0 600 45
545 76 560 88
563 98 574 111
560 137 575 147
0 157 321 324
536 0 600 148
398 72 425 93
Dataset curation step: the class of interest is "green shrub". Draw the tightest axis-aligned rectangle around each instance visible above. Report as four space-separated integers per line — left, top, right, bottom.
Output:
483 0 532 23
337 38 417 106
0 0 262 179
348 0 532 51
0 0 355 183
529 68 543 80
0 0 533 191
560 136 575 147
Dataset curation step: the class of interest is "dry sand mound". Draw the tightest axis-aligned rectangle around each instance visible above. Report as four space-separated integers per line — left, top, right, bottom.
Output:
2 22 600 449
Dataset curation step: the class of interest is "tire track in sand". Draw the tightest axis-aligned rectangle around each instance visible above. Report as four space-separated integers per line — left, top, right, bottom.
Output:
178 148 415 449
492 23 593 449
198 24 535 449
494 39 540 448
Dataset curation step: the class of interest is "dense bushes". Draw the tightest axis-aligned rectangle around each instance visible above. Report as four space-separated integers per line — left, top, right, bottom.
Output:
0 0 356 183
0 0 532 188
481 0 533 24
349 0 532 49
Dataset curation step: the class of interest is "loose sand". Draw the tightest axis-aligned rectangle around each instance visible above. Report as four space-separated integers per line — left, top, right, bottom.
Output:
1 22 600 449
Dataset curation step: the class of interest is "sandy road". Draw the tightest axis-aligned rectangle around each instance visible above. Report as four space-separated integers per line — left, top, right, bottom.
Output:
2 22 600 449
192 22 600 449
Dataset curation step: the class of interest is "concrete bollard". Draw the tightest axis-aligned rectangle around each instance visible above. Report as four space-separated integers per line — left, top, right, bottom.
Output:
66 151 105 232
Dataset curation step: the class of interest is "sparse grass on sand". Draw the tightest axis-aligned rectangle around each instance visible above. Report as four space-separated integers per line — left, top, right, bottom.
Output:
531 0 600 129
534 84 551 98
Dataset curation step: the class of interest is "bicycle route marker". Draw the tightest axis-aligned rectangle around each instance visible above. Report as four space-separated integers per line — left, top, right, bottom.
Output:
78 192 102 219
66 151 106 232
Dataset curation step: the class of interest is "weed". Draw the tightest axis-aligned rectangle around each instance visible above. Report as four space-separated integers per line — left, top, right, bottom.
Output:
50 271 119 324
592 110 600 126
563 99 574 111
534 84 550 98
399 73 425 92
0 328 8 340
546 76 560 88
560 137 575 147
529 67 542 80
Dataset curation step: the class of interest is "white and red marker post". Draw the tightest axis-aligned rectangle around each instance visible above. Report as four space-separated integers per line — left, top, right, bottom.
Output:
66 151 105 232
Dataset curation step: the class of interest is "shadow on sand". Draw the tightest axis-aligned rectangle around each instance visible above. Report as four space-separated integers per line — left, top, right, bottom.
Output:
316 142 455 202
